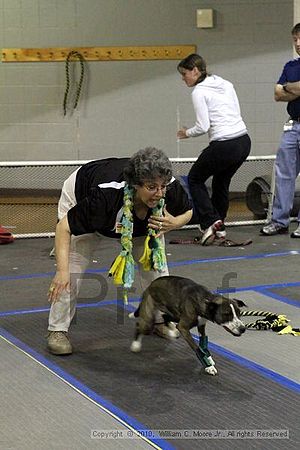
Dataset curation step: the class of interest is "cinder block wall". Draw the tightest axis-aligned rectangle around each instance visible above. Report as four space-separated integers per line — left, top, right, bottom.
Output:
0 0 294 161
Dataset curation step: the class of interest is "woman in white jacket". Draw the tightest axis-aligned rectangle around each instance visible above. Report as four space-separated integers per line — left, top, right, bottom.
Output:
177 54 251 245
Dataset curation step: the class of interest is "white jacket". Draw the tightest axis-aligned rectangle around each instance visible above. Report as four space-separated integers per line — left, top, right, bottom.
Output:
186 75 247 142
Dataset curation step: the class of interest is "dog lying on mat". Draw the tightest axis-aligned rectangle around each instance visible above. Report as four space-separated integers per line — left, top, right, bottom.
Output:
129 275 246 376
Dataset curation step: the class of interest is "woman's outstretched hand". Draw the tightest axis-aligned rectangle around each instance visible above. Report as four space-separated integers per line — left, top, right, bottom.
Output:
149 208 178 237
177 127 188 139
48 270 70 303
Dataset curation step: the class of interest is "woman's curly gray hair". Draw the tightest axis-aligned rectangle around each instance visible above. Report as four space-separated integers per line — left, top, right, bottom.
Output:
123 147 172 186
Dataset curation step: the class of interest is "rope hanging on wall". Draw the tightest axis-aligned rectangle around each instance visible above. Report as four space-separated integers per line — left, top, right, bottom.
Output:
63 50 85 116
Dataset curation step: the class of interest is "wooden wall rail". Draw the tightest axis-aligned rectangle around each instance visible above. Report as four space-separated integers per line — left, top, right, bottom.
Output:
1 45 196 62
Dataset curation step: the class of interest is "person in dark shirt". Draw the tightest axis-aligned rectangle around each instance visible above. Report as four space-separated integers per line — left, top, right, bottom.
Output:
47 147 193 355
261 23 300 237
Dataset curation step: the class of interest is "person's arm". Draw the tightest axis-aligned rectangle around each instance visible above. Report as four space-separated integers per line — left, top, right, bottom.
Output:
274 83 299 102
282 81 300 96
48 215 72 303
164 208 193 230
149 178 193 233
149 208 193 235
177 90 209 139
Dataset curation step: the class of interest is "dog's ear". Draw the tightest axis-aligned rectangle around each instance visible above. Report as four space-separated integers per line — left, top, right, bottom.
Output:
233 298 247 308
204 296 221 314
204 296 224 318
207 295 223 305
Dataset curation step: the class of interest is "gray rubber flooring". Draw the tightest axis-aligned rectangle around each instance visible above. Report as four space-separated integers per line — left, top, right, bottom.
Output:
1 225 300 449
0 337 154 450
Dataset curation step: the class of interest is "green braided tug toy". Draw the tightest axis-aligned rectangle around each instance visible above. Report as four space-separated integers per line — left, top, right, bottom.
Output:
109 184 167 304
241 310 300 336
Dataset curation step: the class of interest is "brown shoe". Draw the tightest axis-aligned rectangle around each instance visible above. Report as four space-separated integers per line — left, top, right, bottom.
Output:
47 331 72 355
153 322 180 339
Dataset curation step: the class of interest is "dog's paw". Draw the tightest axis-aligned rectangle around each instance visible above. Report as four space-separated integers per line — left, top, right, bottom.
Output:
153 323 180 339
205 365 218 376
207 356 215 366
130 340 142 352
167 328 180 339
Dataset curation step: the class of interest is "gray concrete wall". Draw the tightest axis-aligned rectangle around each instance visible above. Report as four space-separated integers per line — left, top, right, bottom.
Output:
0 0 294 161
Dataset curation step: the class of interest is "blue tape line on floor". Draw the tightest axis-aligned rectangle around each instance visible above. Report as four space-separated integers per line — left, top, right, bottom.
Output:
254 287 300 307
1 250 299 282
0 299 138 318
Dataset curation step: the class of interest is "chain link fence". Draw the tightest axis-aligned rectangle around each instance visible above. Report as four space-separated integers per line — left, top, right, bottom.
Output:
0 157 276 238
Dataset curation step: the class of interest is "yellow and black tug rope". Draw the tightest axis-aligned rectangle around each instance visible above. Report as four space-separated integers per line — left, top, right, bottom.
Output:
241 310 300 336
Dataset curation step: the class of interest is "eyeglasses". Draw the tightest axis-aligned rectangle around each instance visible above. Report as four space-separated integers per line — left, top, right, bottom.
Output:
143 183 168 194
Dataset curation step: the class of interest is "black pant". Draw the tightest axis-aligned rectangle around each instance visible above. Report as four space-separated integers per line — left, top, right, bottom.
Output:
188 134 251 229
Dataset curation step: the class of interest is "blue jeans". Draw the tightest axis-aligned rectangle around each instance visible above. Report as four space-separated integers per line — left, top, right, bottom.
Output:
272 122 300 227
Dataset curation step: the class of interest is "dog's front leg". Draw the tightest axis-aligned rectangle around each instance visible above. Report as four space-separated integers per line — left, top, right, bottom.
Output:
177 321 217 376
195 347 217 376
197 326 217 376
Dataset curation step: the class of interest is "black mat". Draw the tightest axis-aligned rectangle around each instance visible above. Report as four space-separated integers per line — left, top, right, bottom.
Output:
1 304 299 450
0 272 118 312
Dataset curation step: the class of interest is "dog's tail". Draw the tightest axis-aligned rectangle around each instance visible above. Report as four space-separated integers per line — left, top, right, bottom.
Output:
128 305 140 319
